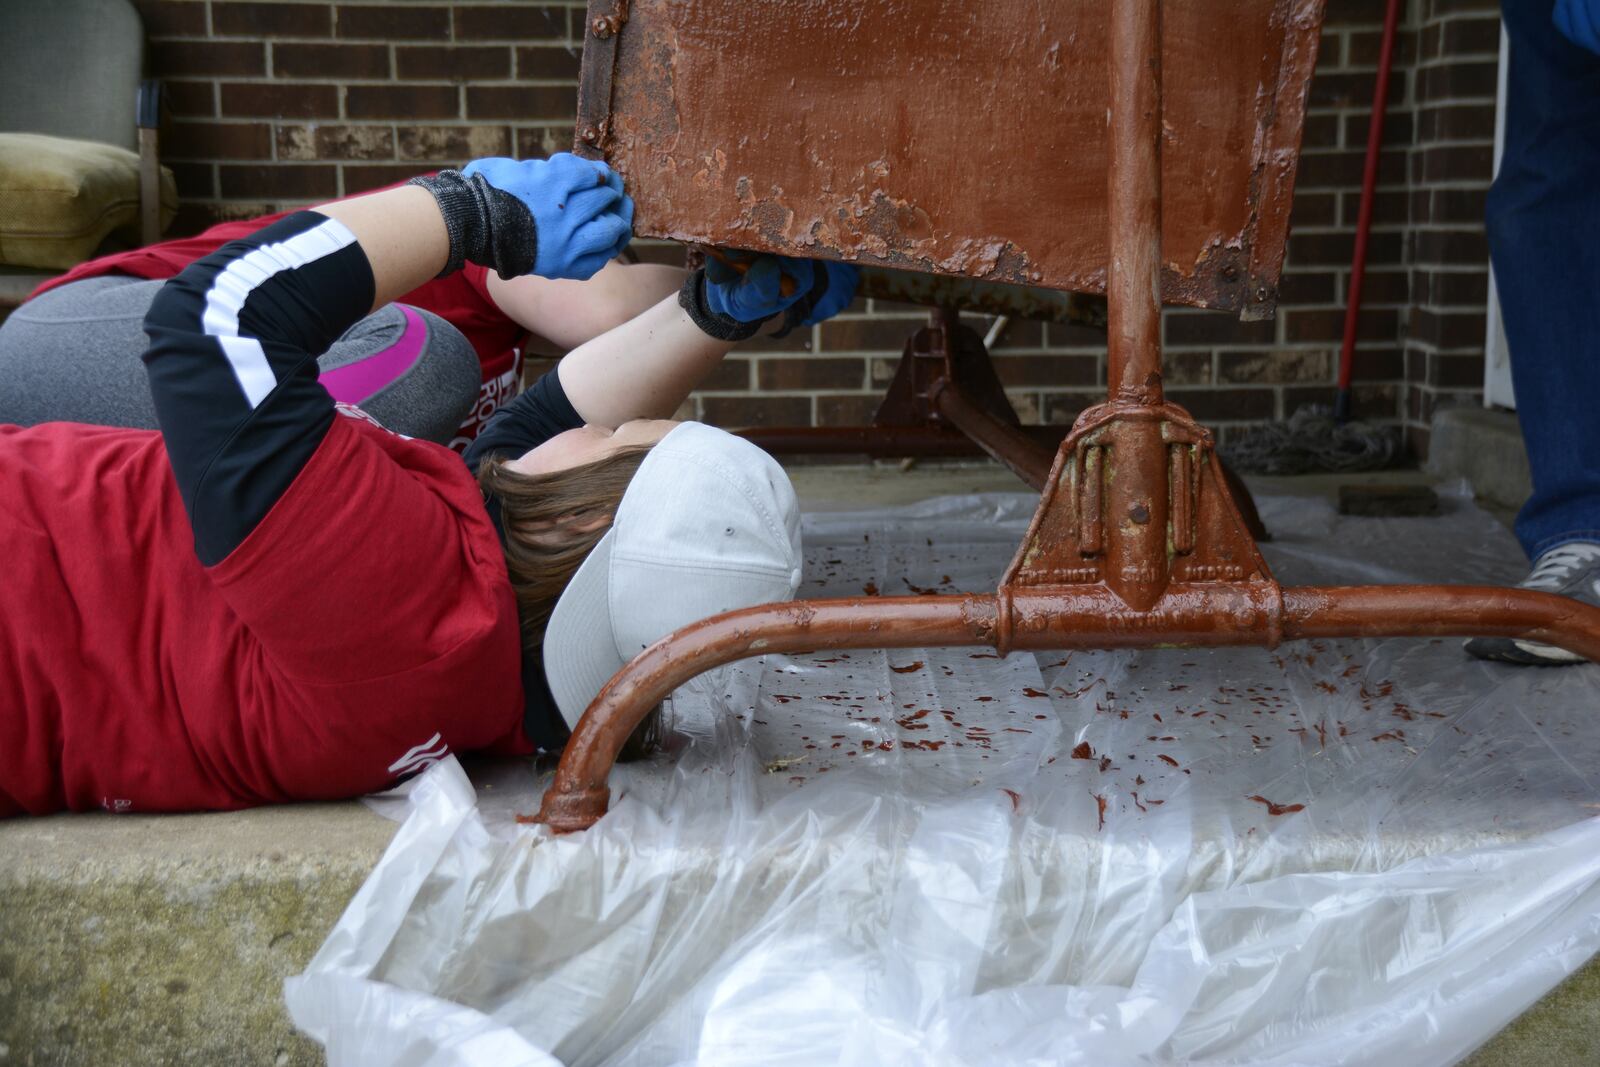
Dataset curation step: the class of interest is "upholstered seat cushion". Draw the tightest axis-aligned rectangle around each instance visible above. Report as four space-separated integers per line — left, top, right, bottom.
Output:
0 133 176 270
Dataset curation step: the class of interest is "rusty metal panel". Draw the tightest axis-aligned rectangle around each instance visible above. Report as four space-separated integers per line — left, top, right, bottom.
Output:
575 0 1324 317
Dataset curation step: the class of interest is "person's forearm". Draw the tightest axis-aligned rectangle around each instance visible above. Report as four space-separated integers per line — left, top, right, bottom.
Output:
487 261 686 352
317 186 449 312
556 294 734 427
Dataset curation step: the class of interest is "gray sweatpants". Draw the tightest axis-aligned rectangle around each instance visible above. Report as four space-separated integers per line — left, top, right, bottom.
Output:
0 276 481 446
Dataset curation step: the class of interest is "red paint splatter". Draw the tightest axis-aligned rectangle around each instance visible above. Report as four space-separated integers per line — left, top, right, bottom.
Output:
1157 754 1180 767
1022 687 1050 698
1071 741 1095 760
890 661 923 674
862 582 880 596
1000 788 1020 812
1248 795 1306 816
1372 730 1406 743
1098 756 1112 772
1094 793 1108 831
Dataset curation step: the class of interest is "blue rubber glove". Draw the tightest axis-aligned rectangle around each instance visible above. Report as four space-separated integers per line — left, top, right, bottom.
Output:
462 154 633 280
1556 0 1600 54
703 252 809 323
771 260 861 337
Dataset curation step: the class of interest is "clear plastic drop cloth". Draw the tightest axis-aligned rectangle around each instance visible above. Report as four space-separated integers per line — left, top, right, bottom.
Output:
287 485 1600 1067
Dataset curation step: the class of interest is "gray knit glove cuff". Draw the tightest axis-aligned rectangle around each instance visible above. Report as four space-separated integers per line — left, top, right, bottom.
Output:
407 170 538 279
677 268 769 342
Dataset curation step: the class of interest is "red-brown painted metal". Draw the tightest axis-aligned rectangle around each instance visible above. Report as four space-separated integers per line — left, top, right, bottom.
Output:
533 0 1599 833
576 0 1325 317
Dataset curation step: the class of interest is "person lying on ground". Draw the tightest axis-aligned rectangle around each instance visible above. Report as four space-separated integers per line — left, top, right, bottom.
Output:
0 173 686 449
0 153 858 817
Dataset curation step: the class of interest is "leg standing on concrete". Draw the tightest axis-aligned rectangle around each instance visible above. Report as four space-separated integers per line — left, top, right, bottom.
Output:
1470 0 1600 664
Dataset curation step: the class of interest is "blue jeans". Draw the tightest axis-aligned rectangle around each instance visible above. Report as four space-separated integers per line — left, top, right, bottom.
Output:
1486 1 1600 559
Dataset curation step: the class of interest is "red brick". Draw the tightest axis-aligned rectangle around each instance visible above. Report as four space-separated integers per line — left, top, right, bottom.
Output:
1163 310 1276 346
1285 307 1397 343
1412 144 1494 184
1411 308 1487 350
814 394 882 426
1277 270 1337 304
514 126 570 159
1168 388 1276 421
982 317 1044 350
1301 113 1341 150
1417 60 1499 102
275 43 390 79
515 44 582 81
819 318 919 351
276 124 396 160
739 328 814 353
453 5 566 40
1296 147 1407 189
1323 0 1390 25
1357 269 1410 304
697 359 751 392
213 2 332 36
1428 352 1486 387
321 124 398 160
346 84 460 119
1422 271 1488 306
1410 228 1488 265
1347 27 1417 66
221 82 339 118
336 4 447 39
1308 69 1406 109
164 80 217 117
220 163 337 199
397 125 510 162
466 85 577 120
1340 110 1412 148
757 358 866 390
150 40 266 76
343 163 432 194
168 161 216 198
1416 103 1496 142
1350 347 1405 380
1291 191 1337 228
1427 186 1488 225
700 395 811 428
132 0 208 37
1218 349 1333 384
397 45 510 81
1041 392 1103 425
165 121 274 161
1441 16 1503 54
1045 322 1108 348
990 354 1098 388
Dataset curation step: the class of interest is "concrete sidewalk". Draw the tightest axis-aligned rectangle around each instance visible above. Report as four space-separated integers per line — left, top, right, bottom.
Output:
4 460 1591 1066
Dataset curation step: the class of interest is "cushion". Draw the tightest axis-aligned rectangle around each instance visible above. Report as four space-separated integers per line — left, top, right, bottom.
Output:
0 132 177 270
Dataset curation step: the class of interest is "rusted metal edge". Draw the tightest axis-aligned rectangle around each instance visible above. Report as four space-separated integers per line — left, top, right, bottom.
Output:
572 0 629 159
1241 0 1327 321
855 267 1108 327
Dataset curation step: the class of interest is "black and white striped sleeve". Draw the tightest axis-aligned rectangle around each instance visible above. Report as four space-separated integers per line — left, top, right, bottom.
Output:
142 212 376 566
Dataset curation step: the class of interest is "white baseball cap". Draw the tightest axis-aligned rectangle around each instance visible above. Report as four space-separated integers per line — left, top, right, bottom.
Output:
542 421 803 730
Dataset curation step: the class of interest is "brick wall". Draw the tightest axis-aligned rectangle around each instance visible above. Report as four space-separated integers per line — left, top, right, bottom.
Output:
132 0 1503 453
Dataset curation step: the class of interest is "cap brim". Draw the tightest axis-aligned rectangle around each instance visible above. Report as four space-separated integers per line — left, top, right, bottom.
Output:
542 528 625 732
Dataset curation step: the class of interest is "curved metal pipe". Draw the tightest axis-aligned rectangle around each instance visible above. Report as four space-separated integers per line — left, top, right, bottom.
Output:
534 584 1600 833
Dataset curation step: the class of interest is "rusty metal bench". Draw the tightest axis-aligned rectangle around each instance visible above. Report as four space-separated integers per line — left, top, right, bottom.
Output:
533 0 1600 832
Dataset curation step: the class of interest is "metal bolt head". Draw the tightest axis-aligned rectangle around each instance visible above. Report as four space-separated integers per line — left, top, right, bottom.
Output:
591 16 615 38
579 125 601 144
1129 503 1151 524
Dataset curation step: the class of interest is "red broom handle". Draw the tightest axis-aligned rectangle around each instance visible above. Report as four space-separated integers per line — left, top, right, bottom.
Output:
1336 0 1403 423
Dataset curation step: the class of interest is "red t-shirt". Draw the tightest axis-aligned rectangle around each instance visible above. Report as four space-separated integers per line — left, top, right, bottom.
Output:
0 411 529 817
29 208 529 448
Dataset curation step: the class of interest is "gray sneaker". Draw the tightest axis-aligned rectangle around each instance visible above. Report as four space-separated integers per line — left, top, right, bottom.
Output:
1465 541 1600 665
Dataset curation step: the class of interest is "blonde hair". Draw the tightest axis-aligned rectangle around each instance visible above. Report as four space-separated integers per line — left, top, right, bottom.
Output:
478 446 659 759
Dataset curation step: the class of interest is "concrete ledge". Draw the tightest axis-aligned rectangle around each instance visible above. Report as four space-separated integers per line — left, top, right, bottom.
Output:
0 803 394 1065
1426 405 1533 512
